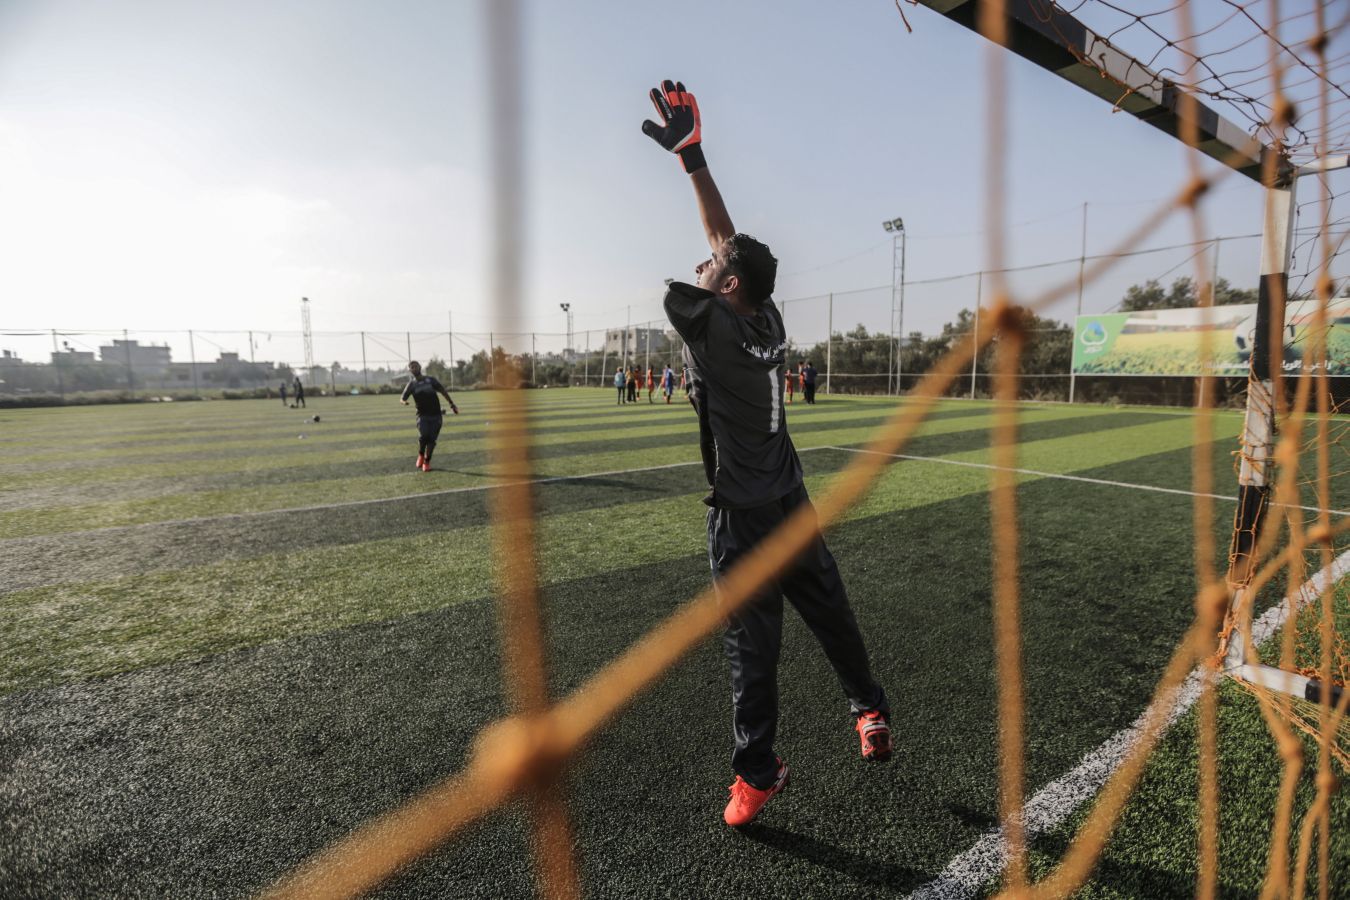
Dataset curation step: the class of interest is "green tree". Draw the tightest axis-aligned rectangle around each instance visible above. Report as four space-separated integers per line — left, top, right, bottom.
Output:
1120 276 1257 311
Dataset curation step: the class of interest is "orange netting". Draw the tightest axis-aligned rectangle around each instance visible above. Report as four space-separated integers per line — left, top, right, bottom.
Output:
261 1 1348 898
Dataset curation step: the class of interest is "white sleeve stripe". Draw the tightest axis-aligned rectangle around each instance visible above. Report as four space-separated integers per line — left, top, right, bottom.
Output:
769 369 781 433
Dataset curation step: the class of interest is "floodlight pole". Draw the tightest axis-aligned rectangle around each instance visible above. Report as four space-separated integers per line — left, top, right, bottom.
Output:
560 302 573 361
883 217 905 395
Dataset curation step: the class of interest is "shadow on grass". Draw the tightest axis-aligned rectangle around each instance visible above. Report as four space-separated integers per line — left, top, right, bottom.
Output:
739 822 935 891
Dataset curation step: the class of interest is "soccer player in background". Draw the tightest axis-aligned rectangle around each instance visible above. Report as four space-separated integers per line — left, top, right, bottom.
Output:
801 360 817 405
400 360 458 472
662 363 676 403
279 380 287 407
293 377 306 409
785 363 796 405
646 365 657 403
615 367 626 404
626 366 637 403
643 79 891 828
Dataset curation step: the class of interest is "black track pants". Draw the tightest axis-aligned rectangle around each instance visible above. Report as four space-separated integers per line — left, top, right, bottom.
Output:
707 483 888 789
417 414 443 457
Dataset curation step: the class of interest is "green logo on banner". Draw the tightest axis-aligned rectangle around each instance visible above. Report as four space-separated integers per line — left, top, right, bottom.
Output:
1072 314 1128 371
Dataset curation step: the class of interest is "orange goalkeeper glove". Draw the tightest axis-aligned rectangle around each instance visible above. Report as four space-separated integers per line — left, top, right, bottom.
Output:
642 79 705 173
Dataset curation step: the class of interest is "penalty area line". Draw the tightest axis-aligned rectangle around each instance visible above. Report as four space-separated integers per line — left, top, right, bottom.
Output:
899 551 1350 897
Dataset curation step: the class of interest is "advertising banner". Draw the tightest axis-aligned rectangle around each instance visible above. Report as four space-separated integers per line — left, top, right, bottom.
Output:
1072 298 1350 376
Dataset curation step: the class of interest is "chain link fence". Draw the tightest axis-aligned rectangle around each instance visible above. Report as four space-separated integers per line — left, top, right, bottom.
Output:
6 232 1344 406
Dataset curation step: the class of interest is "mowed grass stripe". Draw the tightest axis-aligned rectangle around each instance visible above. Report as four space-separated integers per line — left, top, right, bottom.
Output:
0 397 1030 474
0 421 1240 696
0 405 1198 534
0 391 934 446
0 405 1118 516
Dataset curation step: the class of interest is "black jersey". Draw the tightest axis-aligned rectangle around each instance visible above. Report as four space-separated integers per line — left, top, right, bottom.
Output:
664 281 802 509
401 375 445 417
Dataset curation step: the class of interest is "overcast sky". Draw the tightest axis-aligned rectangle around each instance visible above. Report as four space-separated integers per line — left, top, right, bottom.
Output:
0 0 1341 364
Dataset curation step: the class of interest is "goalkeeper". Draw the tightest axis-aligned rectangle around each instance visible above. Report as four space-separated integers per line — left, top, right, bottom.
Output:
642 79 892 828
400 360 457 472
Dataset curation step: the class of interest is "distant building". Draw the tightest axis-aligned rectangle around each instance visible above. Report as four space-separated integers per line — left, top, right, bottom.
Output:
51 349 96 365
604 327 669 358
98 339 172 374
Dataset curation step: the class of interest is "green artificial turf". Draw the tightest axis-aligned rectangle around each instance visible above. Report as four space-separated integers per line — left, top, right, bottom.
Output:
1 389 1346 898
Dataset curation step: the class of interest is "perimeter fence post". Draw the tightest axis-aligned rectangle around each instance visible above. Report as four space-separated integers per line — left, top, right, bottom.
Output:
489 331 495 385
971 274 981 400
584 330 590 386
188 329 200 397
360 332 368 388
825 292 833 394
448 311 455 388
123 328 134 391
1070 202 1086 404
51 330 64 399
644 321 651 376
406 331 411 363
532 332 537 385
600 330 608 390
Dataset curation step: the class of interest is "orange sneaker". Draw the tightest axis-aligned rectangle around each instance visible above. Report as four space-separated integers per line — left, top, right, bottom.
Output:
723 759 788 827
415 454 425 470
856 711 892 762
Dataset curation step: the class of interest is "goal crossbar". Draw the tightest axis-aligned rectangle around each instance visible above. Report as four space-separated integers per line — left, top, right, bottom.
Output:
916 0 1270 181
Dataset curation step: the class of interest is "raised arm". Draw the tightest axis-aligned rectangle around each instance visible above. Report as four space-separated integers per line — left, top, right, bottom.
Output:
642 80 734 250
691 168 734 251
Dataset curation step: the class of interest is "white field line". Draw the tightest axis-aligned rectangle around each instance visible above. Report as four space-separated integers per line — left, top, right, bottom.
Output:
903 554 1350 899
825 446 1350 518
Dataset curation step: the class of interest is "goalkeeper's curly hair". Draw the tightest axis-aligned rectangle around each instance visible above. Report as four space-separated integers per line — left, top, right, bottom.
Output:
723 233 778 308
